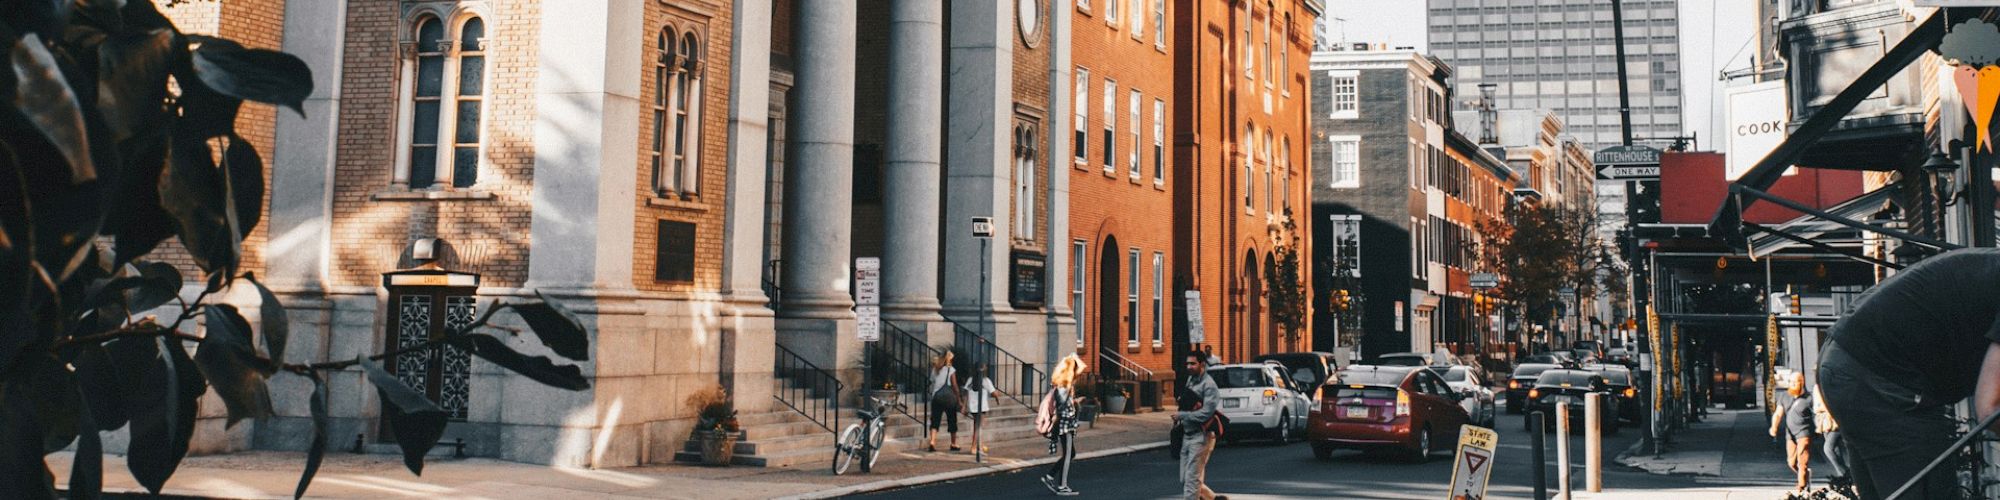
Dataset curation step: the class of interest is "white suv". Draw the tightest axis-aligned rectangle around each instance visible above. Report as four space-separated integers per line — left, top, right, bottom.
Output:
1206 362 1313 444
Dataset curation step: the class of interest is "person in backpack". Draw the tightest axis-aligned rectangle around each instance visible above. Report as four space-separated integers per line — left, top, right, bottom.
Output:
1814 384 1855 497
1178 352 1226 500
964 364 999 456
928 351 961 452
1769 371 1816 494
1170 349 1202 460
1038 354 1085 496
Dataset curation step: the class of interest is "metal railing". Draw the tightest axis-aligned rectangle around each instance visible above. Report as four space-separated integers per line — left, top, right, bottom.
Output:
1098 348 1155 382
763 260 782 306
868 321 936 425
947 317 1048 412
773 344 840 435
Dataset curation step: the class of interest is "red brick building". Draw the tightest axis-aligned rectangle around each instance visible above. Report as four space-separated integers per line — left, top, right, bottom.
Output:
1172 0 1320 366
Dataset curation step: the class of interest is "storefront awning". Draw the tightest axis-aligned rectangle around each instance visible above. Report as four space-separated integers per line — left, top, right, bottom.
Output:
1743 185 1896 260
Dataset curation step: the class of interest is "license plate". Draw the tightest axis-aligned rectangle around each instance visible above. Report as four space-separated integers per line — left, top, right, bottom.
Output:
1343 406 1369 419
1223 398 1242 409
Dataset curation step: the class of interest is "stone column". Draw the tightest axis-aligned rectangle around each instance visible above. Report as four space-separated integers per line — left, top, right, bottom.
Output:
1043 0 1075 365
942 0 1015 328
778 0 859 369
720 0 776 413
267 0 344 293
879 0 946 322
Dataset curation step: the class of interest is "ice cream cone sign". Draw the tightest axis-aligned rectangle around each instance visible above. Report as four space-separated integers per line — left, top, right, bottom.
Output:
1944 19 2000 150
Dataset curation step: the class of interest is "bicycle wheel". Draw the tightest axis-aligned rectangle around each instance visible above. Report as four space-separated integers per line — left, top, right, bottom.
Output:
833 423 863 475
861 419 887 472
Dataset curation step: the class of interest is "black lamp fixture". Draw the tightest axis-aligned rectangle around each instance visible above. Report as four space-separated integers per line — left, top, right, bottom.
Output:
1923 150 1959 173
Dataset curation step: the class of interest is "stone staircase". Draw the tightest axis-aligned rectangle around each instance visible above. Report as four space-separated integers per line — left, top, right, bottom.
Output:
674 395 1044 468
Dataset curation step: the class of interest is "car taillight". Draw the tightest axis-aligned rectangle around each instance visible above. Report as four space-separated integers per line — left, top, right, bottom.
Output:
1528 388 1540 400
1623 387 1637 398
1395 389 1411 417
1509 380 1520 390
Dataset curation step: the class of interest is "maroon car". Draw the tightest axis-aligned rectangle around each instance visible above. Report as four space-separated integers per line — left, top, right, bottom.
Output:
1306 365 1472 462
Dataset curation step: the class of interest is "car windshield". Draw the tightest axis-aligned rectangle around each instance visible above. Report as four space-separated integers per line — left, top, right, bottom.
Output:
1335 368 1409 386
1596 370 1631 385
1428 366 1469 382
1512 364 1557 378
1210 367 1275 389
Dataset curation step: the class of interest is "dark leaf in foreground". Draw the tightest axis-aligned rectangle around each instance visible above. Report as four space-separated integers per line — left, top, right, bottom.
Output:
25 354 80 454
0 142 31 374
106 126 173 264
221 134 262 239
0 376 58 500
294 370 327 499
159 127 237 274
126 260 181 312
360 357 447 475
95 28 172 142
244 272 287 364
195 304 274 426
70 382 102 499
453 333 590 390
70 343 128 431
127 336 204 494
513 290 589 360
3 0 70 39
188 35 311 115
11 33 96 183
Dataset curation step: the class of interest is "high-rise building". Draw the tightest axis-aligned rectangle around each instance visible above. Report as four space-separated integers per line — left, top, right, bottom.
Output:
1426 0 1684 150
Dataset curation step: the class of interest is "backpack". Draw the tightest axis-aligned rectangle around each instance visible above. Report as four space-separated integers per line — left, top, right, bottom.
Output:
1035 390 1058 436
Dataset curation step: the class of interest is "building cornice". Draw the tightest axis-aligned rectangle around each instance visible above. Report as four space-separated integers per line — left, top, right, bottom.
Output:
1309 50 1434 73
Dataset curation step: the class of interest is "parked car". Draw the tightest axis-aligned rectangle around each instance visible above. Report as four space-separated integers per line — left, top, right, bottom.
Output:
1585 364 1643 422
1253 352 1343 396
1524 369 1620 434
1375 352 1463 367
1207 363 1313 443
1429 365 1497 427
1504 363 1561 414
1307 365 1471 462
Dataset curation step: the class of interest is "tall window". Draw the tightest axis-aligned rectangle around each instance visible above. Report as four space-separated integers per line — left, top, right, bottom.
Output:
1240 1 1251 79
1152 0 1166 48
1263 130 1273 214
1074 68 1089 163
1280 12 1290 92
1330 136 1359 188
1330 214 1360 276
1279 137 1290 210
1243 125 1255 210
1330 72 1357 118
1013 124 1038 240
1127 248 1141 346
652 26 704 197
1151 252 1164 346
1103 79 1117 171
1152 99 1165 184
1073 240 1087 346
1129 0 1144 39
1128 89 1141 179
1411 217 1422 279
405 15 488 189
1106 0 1119 26
1261 2 1273 86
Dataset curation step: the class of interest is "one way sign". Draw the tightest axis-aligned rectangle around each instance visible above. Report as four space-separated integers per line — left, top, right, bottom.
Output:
1597 164 1659 180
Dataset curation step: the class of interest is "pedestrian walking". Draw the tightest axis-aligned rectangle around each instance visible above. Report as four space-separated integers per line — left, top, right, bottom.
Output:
1814 385 1856 497
1204 346 1223 367
1169 354 1201 460
1178 352 1227 500
927 351 961 452
1768 371 1816 494
963 364 998 456
1037 354 1085 496
1818 248 2000 499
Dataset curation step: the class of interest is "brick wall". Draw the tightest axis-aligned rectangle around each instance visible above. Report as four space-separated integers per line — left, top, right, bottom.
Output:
633 1 732 293
329 0 541 288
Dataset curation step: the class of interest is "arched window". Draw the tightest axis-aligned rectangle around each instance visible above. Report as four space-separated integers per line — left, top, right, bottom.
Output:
654 28 704 198
401 14 487 188
1243 124 1255 211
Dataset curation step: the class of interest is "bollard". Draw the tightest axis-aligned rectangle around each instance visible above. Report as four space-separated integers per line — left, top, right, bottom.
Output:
1586 393 1602 492
1557 401 1572 500
1531 411 1547 500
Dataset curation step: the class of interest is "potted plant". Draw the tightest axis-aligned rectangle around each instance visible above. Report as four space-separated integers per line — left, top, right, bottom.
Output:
1103 384 1130 414
687 386 740 466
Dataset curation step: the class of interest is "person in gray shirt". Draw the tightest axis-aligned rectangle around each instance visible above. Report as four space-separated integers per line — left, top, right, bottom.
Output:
1177 353 1226 500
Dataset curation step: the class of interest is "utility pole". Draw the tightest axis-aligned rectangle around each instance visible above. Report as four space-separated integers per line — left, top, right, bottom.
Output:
1609 0 1659 454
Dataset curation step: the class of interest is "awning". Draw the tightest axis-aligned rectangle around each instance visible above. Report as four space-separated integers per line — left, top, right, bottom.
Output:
1743 186 1896 260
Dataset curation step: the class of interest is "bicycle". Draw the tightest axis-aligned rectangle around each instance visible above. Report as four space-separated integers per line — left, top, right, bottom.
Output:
833 396 904 475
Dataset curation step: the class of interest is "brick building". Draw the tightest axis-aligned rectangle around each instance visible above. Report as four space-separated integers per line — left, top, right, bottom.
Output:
1067 0 1179 405
1172 0 1322 366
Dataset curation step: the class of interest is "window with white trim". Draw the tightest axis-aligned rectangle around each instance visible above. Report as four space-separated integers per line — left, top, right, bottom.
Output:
401 14 489 189
1279 137 1291 210
1329 71 1358 119
1263 130 1273 214
1152 98 1165 184
1280 12 1290 94
1013 123 1038 240
1130 0 1144 40
653 24 702 197
1243 125 1255 211
1127 247 1141 346
1262 1 1273 86
1073 240 1088 346
1330 135 1359 188
1103 79 1117 171
1151 251 1164 346
1128 89 1141 179
1240 1 1251 79
1106 0 1119 26
1074 68 1089 163
1330 214 1361 277
1152 0 1166 49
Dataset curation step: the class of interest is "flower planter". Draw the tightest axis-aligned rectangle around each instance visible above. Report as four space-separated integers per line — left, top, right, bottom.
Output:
864 389 902 408
694 429 737 466
1105 394 1129 414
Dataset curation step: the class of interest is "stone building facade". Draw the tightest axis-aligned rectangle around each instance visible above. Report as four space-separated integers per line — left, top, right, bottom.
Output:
1173 0 1322 366
1068 0 1180 403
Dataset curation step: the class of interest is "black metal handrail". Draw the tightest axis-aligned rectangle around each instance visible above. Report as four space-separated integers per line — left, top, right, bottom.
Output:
869 321 937 425
1887 409 2000 500
773 344 840 435
763 260 782 306
946 317 1048 412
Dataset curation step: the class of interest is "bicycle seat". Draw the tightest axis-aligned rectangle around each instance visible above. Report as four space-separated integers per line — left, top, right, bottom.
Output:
858 409 879 421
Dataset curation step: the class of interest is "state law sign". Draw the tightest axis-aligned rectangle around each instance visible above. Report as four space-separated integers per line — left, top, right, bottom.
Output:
1447 425 1499 500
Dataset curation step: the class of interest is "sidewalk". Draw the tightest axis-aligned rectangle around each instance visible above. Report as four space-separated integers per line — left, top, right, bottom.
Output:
49 412 1174 499
1615 407 1811 487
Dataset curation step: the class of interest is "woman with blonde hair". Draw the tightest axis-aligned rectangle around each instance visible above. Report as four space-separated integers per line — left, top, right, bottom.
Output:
928 351 961 452
1037 354 1086 496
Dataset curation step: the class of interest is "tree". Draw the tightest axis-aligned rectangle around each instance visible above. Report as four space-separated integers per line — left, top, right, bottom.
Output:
1265 214 1308 343
0 4 593 499
1321 230 1364 353
1476 202 1584 350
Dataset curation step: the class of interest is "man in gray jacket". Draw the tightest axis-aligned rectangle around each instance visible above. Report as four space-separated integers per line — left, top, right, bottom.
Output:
1177 353 1224 500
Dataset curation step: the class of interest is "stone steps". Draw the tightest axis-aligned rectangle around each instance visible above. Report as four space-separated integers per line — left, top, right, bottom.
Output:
675 391 1049 468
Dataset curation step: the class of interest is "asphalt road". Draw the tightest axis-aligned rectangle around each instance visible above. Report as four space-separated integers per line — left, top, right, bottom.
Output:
856 408 1714 499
